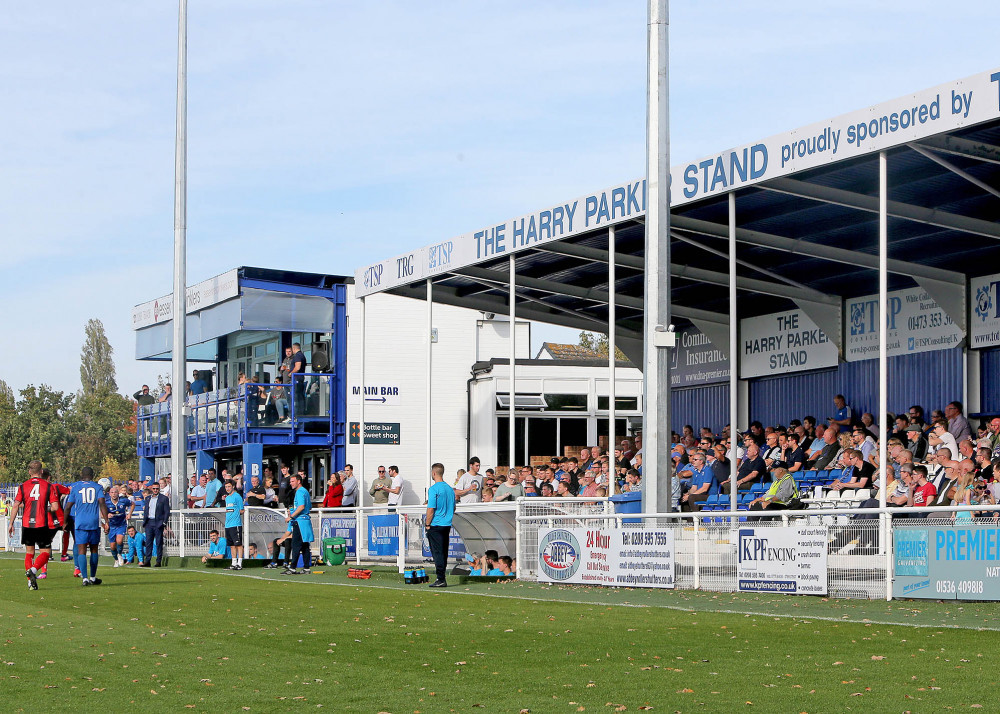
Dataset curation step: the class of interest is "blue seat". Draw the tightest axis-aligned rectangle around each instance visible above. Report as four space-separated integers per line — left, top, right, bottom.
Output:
803 469 818 480
827 468 843 482
749 482 765 495
816 469 830 482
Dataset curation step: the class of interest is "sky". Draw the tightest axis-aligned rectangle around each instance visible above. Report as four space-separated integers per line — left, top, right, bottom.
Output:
3 1 999 397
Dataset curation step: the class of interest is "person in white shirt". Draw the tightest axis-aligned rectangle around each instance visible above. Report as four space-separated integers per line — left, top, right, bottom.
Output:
386 465 404 510
455 458 483 504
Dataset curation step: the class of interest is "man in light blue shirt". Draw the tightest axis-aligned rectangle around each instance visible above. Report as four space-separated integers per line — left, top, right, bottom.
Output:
201 529 229 564
224 481 245 570
424 462 456 588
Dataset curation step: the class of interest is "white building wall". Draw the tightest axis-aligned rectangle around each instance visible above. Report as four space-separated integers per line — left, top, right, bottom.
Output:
346 286 492 506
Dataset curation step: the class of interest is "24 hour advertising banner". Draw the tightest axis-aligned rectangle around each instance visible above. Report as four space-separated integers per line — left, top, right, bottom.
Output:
536 526 675 589
846 287 963 361
894 523 1000 600
737 526 828 594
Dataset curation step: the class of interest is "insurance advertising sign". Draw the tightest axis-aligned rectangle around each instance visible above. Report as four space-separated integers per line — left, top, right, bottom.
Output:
737 526 828 594
893 524 1000 600
536 526 675 589
670 326 730 387
846 287 962 361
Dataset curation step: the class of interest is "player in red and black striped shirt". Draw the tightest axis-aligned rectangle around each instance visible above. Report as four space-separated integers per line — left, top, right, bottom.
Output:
7 460 59 590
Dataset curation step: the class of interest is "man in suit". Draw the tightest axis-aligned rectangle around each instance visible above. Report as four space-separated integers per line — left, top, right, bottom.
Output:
140 481 170 567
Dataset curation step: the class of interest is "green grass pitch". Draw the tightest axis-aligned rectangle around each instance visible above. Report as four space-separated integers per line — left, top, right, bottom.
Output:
2 554 999 712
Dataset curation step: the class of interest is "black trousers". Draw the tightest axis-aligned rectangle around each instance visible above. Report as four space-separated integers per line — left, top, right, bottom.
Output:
144 524 164 564
289 521 312 569
426 525 451 582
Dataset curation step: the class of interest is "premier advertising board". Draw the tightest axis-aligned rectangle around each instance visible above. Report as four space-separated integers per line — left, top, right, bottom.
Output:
740 309 837 379
131 269 240 329
970 272 1000 348
846 287 962 361
536 526 675 589
894 524 1000 600
737 526 828 595
356 68 1000 298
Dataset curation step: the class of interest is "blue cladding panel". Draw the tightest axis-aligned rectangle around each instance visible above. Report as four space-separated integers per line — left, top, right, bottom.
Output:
980 348 1000 414
750 346 964 427
672 384 730 436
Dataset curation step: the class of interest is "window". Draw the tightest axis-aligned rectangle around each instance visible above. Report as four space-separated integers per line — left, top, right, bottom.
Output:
597 396 639 411
544 394 588 411
496 394 548 410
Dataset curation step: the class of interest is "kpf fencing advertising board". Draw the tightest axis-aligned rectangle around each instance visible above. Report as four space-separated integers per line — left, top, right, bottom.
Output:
737 526 828 594
894 523 1000 600
536 526 675 589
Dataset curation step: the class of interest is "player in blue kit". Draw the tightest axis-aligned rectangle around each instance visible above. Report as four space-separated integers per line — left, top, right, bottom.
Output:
106 484 133 567
64 467 109 586
223 480 245 570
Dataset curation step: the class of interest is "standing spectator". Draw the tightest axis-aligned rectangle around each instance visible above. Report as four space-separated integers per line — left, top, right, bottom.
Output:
341 464 358 507
189 474 208 508
322 471 344 508
279 346 293 384
455 457 483 503
945 401 972 443
386 465 403 510
140 481 170 568
828 394 853 433
204 469 222 509
133 385 156 407
246 474 266 507
370 466 391 505
290 342 307 414
158 383 172 403
424 463 455 588
223 480 245 570
494 470 524 502
540 482 555 497
277 463 295 508
283 472 314 575
190 369 207 395
263 474 278 507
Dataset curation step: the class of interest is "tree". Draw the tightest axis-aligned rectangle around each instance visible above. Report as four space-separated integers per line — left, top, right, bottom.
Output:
80 318 118 397
578 331 626 360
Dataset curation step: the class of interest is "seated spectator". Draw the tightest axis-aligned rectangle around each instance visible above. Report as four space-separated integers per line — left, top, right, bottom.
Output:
680 453 717 511
946 401 972 443
827 449 873 491
904 423 928 461
723 442 765 493
498 555 515 576
540 482 555 497
762 432 784 471
860 412 880 439
622 469 642 493
556 481 575 498
748 467 798 517
270 376 290 422
202 529 230 564
928 419 959 457
907 465 937 516
805 423 826 457
481 487 495 503
578 471 599 497
783 434 807 473
522 479 539 497
851 427 876 462
891 414 911 443
807 427 840 470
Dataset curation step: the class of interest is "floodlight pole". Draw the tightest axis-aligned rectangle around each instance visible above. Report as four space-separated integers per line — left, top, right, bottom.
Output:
641 0 673 513
170 0 188 510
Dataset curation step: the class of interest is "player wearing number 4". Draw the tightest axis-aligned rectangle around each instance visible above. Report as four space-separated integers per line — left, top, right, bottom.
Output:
65 467 109 586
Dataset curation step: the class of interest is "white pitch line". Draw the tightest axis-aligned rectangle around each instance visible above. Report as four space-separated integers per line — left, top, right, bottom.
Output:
184 568 1000 632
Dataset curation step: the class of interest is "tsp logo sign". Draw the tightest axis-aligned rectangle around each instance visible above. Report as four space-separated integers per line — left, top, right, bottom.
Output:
849 302 868 337
538 529 581 581
975 284 994 323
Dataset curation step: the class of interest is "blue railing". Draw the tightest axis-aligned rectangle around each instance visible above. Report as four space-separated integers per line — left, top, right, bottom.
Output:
137 373 337 453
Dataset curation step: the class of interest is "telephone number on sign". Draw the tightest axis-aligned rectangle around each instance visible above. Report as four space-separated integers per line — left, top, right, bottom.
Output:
936 580 984 595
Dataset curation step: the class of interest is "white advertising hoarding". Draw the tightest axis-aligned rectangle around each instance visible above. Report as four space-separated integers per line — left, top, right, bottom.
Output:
131 269 239 330
740 309 837 379
970 273 1000 348
846 287 963 361
537 526 675 589
356 68 1000 297
737 525 828 595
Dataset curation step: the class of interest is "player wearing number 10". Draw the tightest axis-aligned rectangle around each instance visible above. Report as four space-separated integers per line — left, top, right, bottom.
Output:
65 467 109 586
